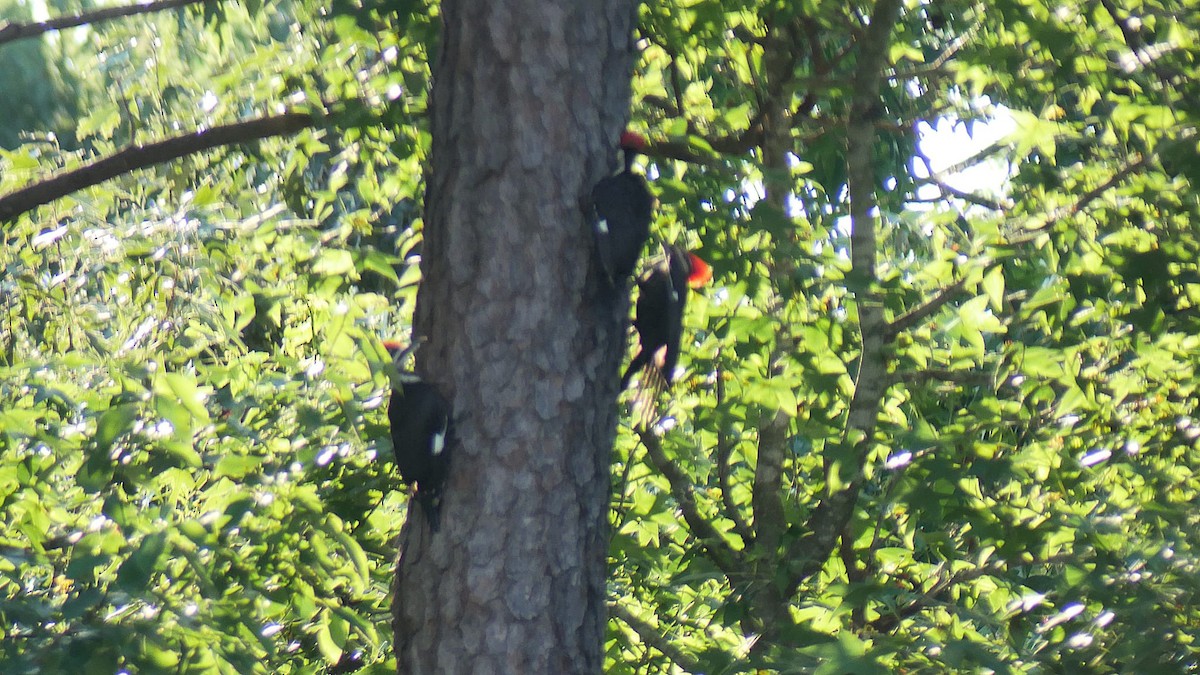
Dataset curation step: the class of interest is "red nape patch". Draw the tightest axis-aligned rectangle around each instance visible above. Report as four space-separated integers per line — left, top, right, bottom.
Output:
619 130 647 151
687 254 712 288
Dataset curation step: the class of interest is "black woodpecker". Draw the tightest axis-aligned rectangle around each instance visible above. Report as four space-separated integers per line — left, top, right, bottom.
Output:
383 340 452 532
621 244 712 423
587 130 654 286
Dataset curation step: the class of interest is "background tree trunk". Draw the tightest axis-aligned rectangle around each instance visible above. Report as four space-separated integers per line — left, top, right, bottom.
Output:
392 0 641 671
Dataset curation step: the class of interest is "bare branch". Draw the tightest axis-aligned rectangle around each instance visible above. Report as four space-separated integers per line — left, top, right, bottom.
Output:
932 142 1009 179
1058 153 1149 218
0 0 213 46
890 9 983 80
638 430 743 576
890 154 1148 338
0 111 319 222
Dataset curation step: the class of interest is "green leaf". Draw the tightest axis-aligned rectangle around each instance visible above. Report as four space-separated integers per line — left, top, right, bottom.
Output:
116 531 169 593
215 454 263 479
312 249 358 278
0 409 40 436
1004 109 1064 162
315 613 344 663
96 404 139 452
982 266 1005 312
156 372 211 423
360 249 401 285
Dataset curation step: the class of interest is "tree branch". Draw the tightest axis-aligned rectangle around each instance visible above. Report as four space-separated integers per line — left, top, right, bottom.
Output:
715 364 755 545
641 95 679 118
781 486 860 596
645 131 762 166
892 368 994 387
751 408 789 549
1009 153 1149 245
638 430 743 576
728 12 812 645
639 14 845 170
918 175 1010 211
929 141 1008 179
0 0 214 46
890 12 982 80
0 111 320 222
1098 0 1198 108
886 276 969 337
610 603 702 673
868 553 1075 633
845 0 901 289
749 10 803 565
890 154 1148 339
786 0 905 594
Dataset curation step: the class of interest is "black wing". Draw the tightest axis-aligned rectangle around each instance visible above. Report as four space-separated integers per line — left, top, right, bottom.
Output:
590 172 653 283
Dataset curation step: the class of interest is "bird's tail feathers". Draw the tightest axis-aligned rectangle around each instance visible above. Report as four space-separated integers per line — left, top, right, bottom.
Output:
629 365 669 430
416 488 442 533
620 350 646 390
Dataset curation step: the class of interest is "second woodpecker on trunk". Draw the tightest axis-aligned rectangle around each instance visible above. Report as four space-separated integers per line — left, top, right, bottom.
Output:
587 130 654 287
383 340 452 532
622 244 712 424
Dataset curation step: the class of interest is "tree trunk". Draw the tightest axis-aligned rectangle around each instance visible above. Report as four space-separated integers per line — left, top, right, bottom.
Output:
392 1 641 671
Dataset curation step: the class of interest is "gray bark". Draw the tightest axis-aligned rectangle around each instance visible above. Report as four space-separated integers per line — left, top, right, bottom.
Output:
392 1 641 672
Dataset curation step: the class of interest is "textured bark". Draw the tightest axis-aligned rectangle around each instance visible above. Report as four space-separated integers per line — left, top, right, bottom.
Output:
392 1 641 672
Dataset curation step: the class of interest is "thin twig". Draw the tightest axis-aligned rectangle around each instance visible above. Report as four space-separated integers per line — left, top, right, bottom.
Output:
919 176 1010 211
868 553 1075 632
888 154 1146 337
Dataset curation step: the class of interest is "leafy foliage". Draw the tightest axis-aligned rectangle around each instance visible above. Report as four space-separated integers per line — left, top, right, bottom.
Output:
0 0 433 671
607 1 1200 673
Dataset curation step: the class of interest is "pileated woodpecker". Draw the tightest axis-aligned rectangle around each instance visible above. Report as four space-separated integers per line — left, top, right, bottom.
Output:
383 340 451 532
621 244 712 418
587 130 654 286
